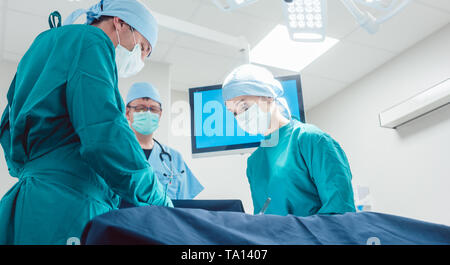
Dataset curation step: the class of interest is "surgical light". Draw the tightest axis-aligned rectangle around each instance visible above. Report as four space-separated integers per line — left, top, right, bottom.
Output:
282 0 328 42
341 0 412 34
209 0 412 43
212 0 259 11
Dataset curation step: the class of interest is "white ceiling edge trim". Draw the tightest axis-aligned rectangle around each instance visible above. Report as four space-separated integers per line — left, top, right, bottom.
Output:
152 10 250 53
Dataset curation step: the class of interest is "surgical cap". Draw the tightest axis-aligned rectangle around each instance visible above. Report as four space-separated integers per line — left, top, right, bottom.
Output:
126 82 162 107
64 0 158 50
222 64 291 119
222 64 284 101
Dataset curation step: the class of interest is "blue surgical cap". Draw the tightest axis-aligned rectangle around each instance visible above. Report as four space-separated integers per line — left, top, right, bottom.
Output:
126 82 162 107
222 64 284 101
222 64 291 118
64 0 158 50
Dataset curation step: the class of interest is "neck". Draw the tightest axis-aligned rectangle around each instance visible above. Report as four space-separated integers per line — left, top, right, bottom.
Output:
136 133 154 149
264 108 290 136
92 22 119 48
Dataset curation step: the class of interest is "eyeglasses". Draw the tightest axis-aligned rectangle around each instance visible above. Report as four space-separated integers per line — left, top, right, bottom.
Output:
128 105 162 114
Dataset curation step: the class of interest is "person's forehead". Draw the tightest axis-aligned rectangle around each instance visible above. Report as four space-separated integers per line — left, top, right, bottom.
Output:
228 96 258 104
226 96 253 110
130 97 159 106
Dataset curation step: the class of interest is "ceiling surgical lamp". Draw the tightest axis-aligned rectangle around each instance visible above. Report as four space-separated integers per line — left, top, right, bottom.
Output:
211 0 412 42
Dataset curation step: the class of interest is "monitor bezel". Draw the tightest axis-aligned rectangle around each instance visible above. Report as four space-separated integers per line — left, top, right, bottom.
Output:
188 74 305 156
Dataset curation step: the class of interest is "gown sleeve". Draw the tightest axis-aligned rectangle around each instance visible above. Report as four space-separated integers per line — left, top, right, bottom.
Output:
0 75 17 178
66 39 172 207
301 132 356 214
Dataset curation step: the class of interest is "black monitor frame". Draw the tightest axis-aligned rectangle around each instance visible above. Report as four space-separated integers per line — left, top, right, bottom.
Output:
188 74 305 156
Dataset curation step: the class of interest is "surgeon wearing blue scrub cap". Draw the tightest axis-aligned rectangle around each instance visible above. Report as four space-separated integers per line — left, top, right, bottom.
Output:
222 64 356 217
64 0 159 78
0 0 171 245
123 82 204 202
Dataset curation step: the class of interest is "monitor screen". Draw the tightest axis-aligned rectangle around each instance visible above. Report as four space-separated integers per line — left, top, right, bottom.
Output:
189 75 305 157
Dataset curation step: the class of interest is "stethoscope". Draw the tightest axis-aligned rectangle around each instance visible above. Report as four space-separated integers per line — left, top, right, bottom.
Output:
153 139 185 204
153 139 185 185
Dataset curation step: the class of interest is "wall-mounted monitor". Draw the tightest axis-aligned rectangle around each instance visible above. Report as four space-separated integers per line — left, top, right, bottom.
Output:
189 75 305 158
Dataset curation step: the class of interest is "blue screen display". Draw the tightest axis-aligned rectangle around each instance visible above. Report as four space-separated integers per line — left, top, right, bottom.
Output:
190 76 304 152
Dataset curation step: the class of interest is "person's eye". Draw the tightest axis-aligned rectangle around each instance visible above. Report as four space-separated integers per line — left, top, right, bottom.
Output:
145 46 151 57
136 106 147 112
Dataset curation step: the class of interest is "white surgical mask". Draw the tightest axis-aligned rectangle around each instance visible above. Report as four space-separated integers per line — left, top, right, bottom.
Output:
235 103 271 135
115 29 145 78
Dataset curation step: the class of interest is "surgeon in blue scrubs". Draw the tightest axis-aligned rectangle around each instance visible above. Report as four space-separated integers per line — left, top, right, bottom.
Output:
125 82 204 200
222 64 356 217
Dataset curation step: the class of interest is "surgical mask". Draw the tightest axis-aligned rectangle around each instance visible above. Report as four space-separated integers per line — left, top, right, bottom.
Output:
115 29 145 78
132 111 159 135
235 103 271 135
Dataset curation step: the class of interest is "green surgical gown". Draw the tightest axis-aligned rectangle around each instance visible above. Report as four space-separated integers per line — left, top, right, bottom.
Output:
0 24 172 245
247 119 356 216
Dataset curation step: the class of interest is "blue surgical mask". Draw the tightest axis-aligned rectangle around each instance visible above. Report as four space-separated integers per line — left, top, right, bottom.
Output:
132 111 159 135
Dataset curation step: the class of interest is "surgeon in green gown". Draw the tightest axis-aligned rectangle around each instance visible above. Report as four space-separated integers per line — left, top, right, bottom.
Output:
0 0 172 245
222 64 356 217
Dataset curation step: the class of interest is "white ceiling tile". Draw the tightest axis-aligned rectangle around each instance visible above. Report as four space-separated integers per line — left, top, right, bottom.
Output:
302 41 395 83
266 65 298 77
165 46 239 90
7 0 99 19
345 2 450 53
145 0 203 21
175 34 245 60
4 10 48 56
300 74 349 111
189 3 276 46
232 0 284 23
416 0 450 13
326 0 360 39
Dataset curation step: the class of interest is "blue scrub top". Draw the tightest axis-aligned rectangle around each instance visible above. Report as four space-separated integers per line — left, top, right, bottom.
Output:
247 119 356 217
148 141 204 199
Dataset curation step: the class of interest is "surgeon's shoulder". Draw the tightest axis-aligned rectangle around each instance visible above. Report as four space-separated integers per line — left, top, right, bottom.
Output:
292 120 330 145
60 24 114 51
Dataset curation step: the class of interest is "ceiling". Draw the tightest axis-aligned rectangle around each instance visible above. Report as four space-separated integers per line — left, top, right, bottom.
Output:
0 0 449 110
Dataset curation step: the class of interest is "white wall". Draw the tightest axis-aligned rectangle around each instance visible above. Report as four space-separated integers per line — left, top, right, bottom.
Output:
306 24 450 225
0 60 19 197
